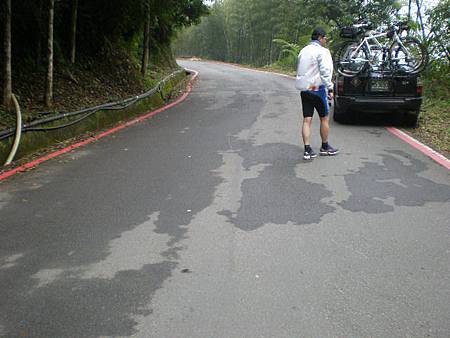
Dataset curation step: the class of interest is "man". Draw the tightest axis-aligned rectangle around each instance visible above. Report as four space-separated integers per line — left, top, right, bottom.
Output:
295 27 339 160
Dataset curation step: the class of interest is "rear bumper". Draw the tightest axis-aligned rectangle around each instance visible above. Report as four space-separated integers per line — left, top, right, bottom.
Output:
336 96 422 114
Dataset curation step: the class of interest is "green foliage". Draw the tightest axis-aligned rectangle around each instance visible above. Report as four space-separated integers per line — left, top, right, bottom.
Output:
423 61 450 99
272 39 300 69
174 0 400 66
425 0 450 62
150 0 209 43
0 0 208 66
420 0 450 102
176 0 316 66
0 0 208 115
175 2 227 60
273 39 300 58
417 97 450 155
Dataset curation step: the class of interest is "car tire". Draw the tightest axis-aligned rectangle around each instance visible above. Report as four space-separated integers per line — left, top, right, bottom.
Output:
333 104 351 123
333 110 344 123
403 110 420 128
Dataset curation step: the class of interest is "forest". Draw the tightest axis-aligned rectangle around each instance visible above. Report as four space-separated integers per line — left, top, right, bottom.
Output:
175 0 448 96
0 1 448 154
174 0 449 153
0 0 208 119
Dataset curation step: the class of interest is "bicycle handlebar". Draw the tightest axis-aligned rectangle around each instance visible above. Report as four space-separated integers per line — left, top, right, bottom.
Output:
352 21 373 30
350 20 408 34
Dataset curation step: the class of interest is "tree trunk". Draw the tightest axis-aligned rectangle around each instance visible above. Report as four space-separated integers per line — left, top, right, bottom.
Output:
141 1 150 77
223 27 231 62
70 0 78 64
3 0 13 110
407 0 412 22
237 29 242 63
415 0 426 40
44 0 54 108
36 0 44 65
268 31 274 66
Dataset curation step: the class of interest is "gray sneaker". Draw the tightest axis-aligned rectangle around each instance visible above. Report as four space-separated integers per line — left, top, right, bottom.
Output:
320 145 339 156
303 149 317 160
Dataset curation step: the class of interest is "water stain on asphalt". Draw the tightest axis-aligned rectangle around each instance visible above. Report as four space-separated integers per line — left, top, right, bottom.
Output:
0 80 266 337
341 150 450 213
219 142 335 231
4 262 174 337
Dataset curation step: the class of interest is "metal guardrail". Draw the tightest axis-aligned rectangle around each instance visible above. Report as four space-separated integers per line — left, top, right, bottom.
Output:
0 69 186 141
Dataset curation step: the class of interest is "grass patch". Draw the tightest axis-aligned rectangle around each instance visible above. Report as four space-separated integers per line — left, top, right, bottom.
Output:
404 98 450 157
0 50 180 132
261 62 296 77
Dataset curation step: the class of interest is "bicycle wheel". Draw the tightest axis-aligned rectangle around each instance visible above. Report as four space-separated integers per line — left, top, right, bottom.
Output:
334 41 369 77
390 38 428 74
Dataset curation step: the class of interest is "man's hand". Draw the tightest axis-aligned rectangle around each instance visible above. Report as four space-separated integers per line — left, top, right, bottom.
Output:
327 91 334 101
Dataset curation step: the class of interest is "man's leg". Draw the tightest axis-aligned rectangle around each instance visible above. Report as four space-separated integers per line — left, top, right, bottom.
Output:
300 92 317 160
319 115 339 155
319 116 329 144
302 116 313 146
302 117 317 160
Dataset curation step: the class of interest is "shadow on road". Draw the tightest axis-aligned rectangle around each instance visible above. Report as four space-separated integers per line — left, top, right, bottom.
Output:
332 111 416 128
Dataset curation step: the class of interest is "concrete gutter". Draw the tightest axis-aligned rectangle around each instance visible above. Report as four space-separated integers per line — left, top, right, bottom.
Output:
0 70 188 165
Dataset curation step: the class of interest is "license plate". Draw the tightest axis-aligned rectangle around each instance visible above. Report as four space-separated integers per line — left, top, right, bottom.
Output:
370 80 390 92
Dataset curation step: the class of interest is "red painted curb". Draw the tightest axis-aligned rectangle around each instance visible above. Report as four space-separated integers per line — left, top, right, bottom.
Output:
386 127 450 170
0 70 199 182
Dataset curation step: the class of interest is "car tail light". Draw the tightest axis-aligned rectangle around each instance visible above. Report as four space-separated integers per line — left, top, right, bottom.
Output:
416 77 423 96
337 77 344 94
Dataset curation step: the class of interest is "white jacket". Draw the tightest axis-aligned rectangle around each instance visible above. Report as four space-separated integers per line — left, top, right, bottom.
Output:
295 41 333 91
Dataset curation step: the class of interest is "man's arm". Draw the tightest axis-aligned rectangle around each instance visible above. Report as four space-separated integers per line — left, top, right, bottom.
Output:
317 48 334 90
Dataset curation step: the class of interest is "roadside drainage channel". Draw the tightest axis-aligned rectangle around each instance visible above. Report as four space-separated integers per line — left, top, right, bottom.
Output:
0 69 189 167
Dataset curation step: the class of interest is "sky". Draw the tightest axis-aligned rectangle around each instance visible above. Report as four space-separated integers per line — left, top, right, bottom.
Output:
398 0 439 16
203 0 440 9
202 0 440 22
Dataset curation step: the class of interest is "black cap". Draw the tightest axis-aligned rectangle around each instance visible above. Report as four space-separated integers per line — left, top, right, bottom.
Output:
311 27 327 40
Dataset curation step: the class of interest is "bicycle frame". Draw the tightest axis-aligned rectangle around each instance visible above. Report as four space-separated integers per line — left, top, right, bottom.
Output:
348 29 409 64
336 22 427 76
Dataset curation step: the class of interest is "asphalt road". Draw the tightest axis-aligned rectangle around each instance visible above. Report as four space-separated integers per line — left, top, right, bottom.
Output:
1 60 449 338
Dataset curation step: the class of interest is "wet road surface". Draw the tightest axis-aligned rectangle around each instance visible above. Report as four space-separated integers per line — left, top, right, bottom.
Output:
0 60 449 337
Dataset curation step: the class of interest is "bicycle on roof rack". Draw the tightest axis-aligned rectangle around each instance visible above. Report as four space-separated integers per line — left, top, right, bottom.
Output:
333 20 429 77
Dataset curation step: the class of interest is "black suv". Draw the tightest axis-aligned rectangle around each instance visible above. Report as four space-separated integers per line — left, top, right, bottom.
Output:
333 69 423 127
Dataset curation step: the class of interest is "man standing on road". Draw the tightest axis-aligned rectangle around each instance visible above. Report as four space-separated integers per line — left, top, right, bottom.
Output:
295 27 339 160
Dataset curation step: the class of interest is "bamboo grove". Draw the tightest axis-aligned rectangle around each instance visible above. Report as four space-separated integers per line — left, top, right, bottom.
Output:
0 0 208 110
174 0 449 78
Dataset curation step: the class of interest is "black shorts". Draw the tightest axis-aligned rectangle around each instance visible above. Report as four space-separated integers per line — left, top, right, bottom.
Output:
301 91 328 118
